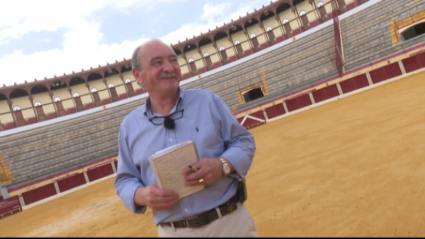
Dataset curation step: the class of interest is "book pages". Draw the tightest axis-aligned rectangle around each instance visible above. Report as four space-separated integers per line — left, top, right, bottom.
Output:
149 140 204 199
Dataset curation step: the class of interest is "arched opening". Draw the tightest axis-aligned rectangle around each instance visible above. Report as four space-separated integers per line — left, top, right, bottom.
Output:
243 87 264 103
105 68 119 78
293 0 304 6
199 38 213 48
69 77 85 87
121 63 132 73
10 89 29 99
31 85 49 95
245 18 259 29
87 73 103 83
173 49 182 56
229 25 243 35
183 43 198 53
214 31 228 42
260 10 275 22
51 80 67 90
401 22 425 42
276 3 292 16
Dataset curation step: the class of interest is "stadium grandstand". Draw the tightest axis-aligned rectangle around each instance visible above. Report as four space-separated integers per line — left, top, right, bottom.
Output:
1 0 425 219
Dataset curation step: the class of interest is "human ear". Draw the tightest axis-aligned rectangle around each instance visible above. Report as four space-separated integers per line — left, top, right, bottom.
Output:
133 69 144 85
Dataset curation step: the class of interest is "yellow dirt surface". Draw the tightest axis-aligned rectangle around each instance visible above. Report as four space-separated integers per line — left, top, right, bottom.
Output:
1 70 425 237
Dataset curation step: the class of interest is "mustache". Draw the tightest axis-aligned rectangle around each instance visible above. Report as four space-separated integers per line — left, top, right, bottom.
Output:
160 73 177 79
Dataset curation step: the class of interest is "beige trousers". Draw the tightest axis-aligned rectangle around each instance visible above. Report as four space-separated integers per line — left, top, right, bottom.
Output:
157 202 259 237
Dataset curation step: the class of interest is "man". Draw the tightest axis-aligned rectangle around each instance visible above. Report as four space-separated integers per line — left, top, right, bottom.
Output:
114 39 258 237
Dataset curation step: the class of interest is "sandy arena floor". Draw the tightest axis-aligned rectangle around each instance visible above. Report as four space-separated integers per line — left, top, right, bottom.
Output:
0 71 424 237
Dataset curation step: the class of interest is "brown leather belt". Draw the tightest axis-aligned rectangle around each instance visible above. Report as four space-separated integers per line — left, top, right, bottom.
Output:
160 194 239 228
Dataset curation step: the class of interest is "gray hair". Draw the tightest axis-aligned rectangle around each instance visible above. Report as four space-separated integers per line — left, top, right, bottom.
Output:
131 45 142 71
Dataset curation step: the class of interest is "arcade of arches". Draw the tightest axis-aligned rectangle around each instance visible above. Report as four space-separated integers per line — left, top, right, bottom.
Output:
0 0 370 131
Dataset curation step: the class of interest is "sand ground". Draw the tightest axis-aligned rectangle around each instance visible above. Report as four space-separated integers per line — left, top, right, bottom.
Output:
0 71 424 237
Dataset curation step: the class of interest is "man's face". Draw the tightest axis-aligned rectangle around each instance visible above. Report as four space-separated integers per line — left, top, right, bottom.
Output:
133 41 181 96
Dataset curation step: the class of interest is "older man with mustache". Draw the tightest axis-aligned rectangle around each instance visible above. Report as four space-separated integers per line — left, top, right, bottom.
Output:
114 39 258 237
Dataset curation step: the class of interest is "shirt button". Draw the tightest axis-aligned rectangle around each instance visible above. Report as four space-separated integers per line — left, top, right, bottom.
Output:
170 138 173 142
185 208 188 212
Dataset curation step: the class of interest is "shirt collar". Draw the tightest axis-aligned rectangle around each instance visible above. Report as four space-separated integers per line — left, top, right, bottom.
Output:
144 88 184 118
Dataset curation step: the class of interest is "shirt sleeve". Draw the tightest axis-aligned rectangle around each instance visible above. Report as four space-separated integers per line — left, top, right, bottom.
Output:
211 91 256 180
114 119 147 214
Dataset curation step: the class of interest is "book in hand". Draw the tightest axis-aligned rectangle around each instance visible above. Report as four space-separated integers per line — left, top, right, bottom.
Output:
149 140 204 199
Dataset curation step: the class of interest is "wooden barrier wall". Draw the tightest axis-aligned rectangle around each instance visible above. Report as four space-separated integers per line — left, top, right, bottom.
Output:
86 162 114 182
340 74 369 93
312 84 340 103
22 183 56 205
237 50 425 129
57 173 86 193
402 52 425 73
0 196 21 219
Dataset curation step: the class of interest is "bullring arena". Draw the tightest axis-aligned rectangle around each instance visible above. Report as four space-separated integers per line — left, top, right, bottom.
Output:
1 0 425 237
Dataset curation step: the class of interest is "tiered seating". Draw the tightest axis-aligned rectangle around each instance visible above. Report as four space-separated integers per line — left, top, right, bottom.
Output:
182 25 337 112
341 0 425 71
0 97 146 189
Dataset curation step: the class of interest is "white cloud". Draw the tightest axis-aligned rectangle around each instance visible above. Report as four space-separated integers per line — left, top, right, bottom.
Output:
62 22 103 51
0 0 187 41
0 1 107 41
0 37 150 86
0 40 10 46
0 0 274 87
111 0 187 15
161 0 272 45
201 3 232 21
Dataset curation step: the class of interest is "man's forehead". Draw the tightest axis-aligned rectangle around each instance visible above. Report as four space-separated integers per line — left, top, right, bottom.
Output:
141 42 176 59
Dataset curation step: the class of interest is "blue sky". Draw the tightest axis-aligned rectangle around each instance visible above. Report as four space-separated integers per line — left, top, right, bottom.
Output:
0 0 273 87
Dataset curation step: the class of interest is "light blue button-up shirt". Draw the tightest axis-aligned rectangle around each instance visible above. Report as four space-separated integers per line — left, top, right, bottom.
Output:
114 88 256 225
